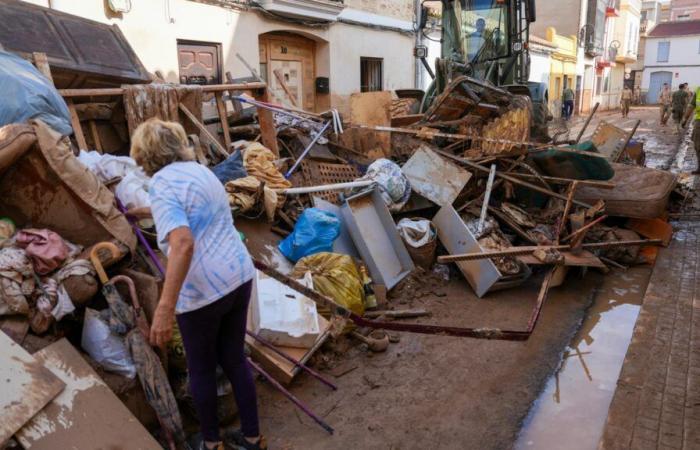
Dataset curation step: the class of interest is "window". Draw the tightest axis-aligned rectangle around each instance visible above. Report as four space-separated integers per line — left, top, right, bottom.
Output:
604 74 610 93
455 0 510 63
360 57 383 92
657 41 670 62
596 76 603 95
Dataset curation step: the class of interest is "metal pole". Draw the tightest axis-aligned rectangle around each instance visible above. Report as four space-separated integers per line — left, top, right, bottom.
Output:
575 102 600 144
284 121 332 179
478 164 497 233
248 358 334 434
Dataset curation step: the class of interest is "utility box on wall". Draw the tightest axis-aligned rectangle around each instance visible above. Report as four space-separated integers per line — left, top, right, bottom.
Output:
315 77 329 94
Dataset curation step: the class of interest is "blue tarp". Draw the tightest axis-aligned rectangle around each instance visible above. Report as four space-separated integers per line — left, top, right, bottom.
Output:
0 50 72 135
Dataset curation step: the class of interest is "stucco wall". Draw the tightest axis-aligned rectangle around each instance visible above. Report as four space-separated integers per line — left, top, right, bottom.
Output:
343 0 414 21
19 0 415 111
530 0 585 38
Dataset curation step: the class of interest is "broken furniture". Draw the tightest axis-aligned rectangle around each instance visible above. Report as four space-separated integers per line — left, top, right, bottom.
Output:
340 188 414 290
401 145 472 207
250 270 320 348
15 338 161 450
0 330 65 444
575 164 676 219
433 205 530 298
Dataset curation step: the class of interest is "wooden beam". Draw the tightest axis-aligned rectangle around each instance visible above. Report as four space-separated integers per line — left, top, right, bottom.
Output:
273 69 298 107
65 99 88 150
178 103 229 159
88 121 103 153
215 92 232 151
254 89 280 157
32 52 53 84
57 82 267 98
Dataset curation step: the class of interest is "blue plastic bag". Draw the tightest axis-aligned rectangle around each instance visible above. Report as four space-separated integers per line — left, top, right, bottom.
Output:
0 50 72 136
279 208 340 263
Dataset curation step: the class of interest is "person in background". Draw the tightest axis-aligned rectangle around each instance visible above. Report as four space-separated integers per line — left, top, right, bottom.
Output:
684 87 700 173
672 83 690 133
562 85 575 121
467 18 486 62
129 119 265 450
620 86 633 118
659 83 672 125
634 86 642 105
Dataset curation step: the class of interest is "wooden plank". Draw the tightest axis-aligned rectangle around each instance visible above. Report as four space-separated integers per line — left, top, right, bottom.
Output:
65 98 88 151
32 52 53 84
178 103 229 159
57 82 266 98
340 91 393 159
88 120 102 153
16 339 160 450
253 89 280 157
518 250 607 269
272 69 298 107
0 331 64 444
246 315 330 385
215 92 232 151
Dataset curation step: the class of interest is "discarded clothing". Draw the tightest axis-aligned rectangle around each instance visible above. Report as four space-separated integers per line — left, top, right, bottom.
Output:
224 176 279 221
16 229 70 275
78 150 151 209
212 149 247 184
397 218 435 248
241 142 292 191
0 247 34 316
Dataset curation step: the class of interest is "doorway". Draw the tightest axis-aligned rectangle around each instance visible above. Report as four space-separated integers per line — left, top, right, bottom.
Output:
647 71 673 104
259 32 316 111
177 40 222 85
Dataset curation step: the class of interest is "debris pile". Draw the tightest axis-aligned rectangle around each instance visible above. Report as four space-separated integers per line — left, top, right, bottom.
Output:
0 42 679 447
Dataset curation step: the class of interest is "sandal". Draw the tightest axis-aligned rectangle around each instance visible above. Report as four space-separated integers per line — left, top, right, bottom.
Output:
223 429 268 450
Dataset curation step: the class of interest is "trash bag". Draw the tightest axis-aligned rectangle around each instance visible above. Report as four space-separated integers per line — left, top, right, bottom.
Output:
212 149 247 184
396 218 435 248
0 50 72 135
81 308 136 378
357 159 411 211
279 208 340 263
291 252 365 316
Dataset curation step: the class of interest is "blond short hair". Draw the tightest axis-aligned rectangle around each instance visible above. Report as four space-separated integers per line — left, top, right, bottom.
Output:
130 118 195 176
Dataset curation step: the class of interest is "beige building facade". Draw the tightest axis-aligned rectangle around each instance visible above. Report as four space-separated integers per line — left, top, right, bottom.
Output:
20 0 417 114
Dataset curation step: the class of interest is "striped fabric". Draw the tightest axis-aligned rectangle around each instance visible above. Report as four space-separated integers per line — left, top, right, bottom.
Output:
149 161 254 314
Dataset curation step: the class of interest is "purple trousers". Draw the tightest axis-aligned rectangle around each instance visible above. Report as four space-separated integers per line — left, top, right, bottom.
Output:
176 280 259 441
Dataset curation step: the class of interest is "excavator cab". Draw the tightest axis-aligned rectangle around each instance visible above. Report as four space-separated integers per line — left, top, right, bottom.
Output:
419 0 550 140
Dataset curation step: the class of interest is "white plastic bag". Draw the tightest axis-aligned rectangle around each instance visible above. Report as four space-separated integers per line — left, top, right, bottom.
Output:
81 308 136 378
397 218 434 248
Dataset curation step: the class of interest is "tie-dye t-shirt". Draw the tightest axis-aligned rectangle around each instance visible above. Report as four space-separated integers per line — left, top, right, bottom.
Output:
149 161 254 314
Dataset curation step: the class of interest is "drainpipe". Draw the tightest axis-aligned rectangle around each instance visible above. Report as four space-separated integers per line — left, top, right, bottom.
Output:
415 0 423 89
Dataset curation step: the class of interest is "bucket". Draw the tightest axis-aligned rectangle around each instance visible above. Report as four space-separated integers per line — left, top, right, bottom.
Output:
400 218 437 270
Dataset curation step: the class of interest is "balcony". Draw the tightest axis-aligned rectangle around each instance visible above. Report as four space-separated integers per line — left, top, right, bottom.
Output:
257 0 345 22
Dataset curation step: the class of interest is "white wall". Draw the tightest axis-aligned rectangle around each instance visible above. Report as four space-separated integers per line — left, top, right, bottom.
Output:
19 0 414 108
642 35 700 90
529 51 552 87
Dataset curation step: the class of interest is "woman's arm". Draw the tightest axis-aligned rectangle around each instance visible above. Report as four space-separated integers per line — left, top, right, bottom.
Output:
150 226 194 348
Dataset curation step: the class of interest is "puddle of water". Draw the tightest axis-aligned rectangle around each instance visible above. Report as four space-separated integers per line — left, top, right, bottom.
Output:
515 269 647 450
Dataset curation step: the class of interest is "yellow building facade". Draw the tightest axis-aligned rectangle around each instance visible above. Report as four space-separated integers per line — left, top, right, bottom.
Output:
545 27 578 117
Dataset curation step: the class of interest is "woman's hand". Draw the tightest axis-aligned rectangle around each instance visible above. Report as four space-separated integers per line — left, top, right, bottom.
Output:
150 302 175 348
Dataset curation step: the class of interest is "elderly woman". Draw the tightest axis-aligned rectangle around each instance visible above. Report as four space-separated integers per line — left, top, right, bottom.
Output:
130 119 265 450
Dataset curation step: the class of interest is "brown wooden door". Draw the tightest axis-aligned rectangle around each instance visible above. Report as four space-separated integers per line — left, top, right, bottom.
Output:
177 41 221 85
259 33 316 111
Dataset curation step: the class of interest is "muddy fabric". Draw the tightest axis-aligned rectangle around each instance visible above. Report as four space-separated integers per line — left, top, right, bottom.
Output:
16 229 69 275
122 84 202 137
0 247 34 316
242 142 292 191
0 121 137 250
224 175 279 221
0 124 36 176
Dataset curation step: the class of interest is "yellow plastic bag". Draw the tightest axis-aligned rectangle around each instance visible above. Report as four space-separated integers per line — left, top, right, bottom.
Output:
291 252 365 317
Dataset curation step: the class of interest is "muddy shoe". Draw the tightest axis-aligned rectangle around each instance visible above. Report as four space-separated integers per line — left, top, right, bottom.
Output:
223 429 268 450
